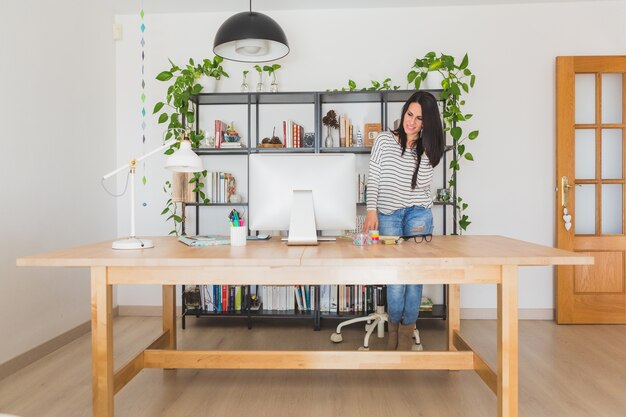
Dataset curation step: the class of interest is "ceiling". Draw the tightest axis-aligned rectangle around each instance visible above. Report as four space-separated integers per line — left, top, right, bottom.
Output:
112 0 600 14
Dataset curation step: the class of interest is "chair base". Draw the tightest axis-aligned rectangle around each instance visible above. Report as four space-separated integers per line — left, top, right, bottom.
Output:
330 306 423 350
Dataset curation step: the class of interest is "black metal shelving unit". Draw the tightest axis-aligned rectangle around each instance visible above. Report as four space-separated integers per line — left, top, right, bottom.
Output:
181 89 456 330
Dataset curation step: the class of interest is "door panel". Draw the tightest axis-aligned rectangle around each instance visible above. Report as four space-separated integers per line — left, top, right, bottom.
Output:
556 56 626 324
574 251 623 293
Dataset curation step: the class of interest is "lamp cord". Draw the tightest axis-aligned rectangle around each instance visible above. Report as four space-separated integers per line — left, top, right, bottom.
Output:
100 170 131 197
249 0 252 13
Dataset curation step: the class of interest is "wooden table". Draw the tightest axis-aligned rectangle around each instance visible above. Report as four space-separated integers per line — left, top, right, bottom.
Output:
17 235 592 417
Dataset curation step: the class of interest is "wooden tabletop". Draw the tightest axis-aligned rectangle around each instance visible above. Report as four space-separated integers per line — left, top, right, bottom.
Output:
16 235 592 268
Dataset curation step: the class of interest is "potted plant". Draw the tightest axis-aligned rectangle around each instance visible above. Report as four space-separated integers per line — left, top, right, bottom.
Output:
263 64 281 92
254 65 264 92
195 56 229 93
407 52 479 232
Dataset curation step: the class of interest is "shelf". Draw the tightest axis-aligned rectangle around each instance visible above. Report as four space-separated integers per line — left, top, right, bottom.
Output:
253 92 316 105
320 146 372 154
191 93 249 105
320 91 384 103
250 309 315 317
194 148 249 155
183 308 249 318
183 202 248 207
182 88 455 330
251 147 315 153
184 308 315 318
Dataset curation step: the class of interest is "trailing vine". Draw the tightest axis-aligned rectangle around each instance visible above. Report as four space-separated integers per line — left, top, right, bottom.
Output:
408 52 478 232
154 58 227 233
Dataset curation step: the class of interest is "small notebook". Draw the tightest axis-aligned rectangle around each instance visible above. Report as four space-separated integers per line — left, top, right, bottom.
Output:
178 235 230 246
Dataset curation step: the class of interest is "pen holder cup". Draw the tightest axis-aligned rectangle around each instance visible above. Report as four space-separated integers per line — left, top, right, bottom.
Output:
230 226 247 246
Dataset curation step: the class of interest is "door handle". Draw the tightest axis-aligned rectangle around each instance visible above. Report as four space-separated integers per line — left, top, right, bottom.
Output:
560 176 581 208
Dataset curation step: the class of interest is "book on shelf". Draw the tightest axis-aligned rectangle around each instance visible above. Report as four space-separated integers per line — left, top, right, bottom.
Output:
171 171 196 203
219 141 245 149
178 235 230 246
282 120 305 148
420 297 434 311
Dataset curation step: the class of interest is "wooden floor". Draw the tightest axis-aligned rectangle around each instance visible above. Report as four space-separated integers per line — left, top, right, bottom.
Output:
1 317 625 417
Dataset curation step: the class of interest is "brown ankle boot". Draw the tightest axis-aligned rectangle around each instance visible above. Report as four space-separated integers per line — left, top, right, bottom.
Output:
398 324 415 351
386 322 399 350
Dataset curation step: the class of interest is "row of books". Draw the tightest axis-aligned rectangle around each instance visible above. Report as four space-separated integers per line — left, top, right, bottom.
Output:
206 171 236 204
172 171 236 204
183 285 248 312
184 284 435 314
338 114 354 147
282 120 306 148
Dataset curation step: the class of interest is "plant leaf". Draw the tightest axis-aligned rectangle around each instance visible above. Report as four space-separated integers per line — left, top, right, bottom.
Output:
450 126 462 140
153 102 164 113
459 53 469 69
464 153 474 161
468 130 479 139
158 113 168 124
156 71 173 81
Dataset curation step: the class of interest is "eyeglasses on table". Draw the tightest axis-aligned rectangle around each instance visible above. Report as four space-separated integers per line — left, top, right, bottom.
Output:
395 234 433 244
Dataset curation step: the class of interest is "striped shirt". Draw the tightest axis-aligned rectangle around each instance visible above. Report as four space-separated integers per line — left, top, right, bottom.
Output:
367 131 434 214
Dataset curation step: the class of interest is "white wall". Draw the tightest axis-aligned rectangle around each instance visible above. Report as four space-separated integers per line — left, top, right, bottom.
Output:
115 1 626 311
0 0 116 364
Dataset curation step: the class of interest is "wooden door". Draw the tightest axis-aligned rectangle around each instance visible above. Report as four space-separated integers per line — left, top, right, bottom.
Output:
556 56 626 324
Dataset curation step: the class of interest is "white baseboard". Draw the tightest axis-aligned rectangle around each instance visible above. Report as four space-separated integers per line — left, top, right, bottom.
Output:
118 305 554 320
461 308 554 320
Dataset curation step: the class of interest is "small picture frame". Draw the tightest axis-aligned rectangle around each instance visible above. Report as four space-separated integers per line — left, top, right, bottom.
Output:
364 123 382 147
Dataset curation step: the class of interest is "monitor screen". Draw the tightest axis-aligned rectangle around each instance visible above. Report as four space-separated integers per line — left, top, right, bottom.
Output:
249 153 356 243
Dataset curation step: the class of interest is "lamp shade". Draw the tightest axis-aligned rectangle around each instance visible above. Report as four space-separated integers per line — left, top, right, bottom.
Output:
213 11 289 63
165 140 203 172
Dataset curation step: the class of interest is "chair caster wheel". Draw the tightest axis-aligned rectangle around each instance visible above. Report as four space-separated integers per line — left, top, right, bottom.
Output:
330 333 343 343
358 346 369 351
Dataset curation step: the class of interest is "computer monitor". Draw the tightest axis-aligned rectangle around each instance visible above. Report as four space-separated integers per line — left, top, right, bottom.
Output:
249 153 356 245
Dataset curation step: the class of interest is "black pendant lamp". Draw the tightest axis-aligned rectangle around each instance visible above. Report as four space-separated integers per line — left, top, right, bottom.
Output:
213 0 289 63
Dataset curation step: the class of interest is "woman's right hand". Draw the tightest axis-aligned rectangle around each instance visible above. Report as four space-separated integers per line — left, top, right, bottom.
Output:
363 210 378 233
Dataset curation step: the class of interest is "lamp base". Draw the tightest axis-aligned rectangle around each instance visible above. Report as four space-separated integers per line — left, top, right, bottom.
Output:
112 237 155 250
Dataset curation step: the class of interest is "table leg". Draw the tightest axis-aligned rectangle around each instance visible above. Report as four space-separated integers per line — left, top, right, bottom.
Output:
91 267 114 417
162 285 177 350
498 265 519 417
447 284 460 351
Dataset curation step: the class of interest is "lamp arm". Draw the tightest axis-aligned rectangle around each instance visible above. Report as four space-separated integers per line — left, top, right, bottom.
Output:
102 138 177 180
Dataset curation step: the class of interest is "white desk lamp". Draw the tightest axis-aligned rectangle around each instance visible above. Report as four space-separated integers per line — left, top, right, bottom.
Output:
102 138 202 250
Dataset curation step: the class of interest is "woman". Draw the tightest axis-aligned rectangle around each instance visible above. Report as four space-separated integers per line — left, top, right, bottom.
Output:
363 91 445 350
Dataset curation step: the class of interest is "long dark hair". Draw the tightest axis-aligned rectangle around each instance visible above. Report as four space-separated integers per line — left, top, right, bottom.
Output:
392 91 445 189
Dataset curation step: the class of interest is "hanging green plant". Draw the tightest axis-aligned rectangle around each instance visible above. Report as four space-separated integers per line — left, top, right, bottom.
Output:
154 57 225 233
408 52 478 232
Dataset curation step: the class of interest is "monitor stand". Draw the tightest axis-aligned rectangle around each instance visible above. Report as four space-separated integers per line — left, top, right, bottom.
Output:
286 190 319 246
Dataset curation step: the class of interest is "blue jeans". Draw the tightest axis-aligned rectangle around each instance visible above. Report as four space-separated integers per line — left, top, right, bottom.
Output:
378 206 433 325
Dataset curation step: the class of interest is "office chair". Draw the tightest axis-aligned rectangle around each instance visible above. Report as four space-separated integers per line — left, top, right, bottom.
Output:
329 285 423 351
